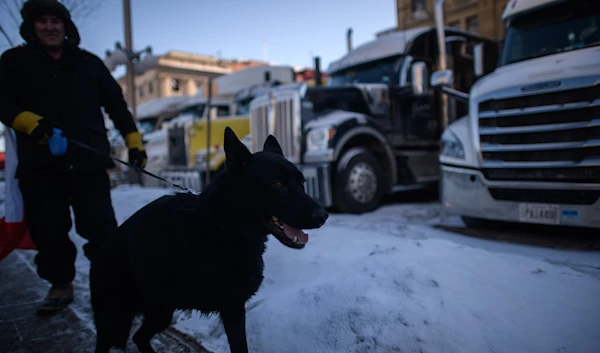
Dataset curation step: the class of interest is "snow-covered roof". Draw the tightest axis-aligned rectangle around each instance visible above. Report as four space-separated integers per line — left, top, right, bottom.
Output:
134 93 231 121
135 96 191 120
214 64 295 96
184 92 231 107
327 26 433 74
502 0 563 21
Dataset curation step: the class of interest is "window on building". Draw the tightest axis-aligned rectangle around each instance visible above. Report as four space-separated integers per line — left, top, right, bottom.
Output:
412 0 426 12
138 86 144 98
467 15 480 34
171 78 180 92
412 0 429 20
449 20 461 29
148 81 153 93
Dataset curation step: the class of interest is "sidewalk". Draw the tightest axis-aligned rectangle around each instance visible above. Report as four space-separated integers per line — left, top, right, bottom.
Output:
0 250 210 353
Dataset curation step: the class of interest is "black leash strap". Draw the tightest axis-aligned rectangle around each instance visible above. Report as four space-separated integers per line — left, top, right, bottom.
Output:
65 137 200 195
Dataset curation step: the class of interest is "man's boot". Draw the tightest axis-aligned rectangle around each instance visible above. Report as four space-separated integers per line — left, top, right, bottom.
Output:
37 282 74 315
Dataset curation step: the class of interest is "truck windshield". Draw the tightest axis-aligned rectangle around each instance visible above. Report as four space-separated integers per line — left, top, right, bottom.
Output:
180 104 206 118
500 0 600 66
328 56 400 86
236 99 252 116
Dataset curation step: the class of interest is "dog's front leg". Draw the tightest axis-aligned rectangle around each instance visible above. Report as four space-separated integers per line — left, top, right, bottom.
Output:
220 304 249 353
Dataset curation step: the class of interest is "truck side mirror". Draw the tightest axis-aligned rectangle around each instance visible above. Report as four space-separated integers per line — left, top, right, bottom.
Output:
410 61 429 95
474 43 484 78
430 70 454 88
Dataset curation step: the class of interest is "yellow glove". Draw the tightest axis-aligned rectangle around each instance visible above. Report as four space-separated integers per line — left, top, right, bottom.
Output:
125 131 147 168
12 111 53 145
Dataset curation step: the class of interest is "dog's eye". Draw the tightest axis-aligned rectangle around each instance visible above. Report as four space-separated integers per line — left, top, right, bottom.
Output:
273 181 285 189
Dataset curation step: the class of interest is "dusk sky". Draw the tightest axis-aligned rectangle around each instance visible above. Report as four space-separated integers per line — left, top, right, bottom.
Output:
0 0 397 78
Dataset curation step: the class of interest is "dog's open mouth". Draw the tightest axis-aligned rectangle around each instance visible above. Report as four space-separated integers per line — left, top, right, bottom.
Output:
263 215 308 249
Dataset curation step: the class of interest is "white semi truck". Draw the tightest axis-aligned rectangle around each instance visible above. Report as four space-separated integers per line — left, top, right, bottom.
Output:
432 0 600 228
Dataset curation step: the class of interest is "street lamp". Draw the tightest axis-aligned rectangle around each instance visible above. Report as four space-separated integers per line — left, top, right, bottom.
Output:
104 43 159 113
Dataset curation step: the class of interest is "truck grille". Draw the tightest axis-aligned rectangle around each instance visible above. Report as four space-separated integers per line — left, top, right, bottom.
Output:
478 81 600 183
488 188 600 205
249 88 302 164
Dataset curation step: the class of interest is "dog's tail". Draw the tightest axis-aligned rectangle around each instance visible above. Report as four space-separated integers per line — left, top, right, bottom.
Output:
90 235 135 351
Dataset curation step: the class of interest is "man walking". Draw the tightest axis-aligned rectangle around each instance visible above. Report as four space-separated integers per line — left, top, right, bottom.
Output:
0 0 147 314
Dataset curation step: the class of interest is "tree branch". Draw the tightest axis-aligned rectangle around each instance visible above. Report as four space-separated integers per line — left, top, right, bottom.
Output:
0 0 22 45
0 23 15 47
5 0 22 29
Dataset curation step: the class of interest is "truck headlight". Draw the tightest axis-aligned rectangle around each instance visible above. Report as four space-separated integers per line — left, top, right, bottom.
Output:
440 129 465 159
306 127 334 151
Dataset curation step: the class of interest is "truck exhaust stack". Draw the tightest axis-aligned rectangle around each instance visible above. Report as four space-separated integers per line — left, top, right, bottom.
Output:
347 28 353 53
314 56 322 86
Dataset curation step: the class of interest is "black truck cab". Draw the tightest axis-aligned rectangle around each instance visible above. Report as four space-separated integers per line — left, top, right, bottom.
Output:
249 26 499 213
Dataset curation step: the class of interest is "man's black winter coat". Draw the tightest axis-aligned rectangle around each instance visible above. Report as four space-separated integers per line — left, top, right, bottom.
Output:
0 43 137 177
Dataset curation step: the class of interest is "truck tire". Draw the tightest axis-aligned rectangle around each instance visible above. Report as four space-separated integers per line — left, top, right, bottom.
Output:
333 147 385 214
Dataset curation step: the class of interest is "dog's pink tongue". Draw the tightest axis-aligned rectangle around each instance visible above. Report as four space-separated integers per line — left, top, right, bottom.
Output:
283 223 309 244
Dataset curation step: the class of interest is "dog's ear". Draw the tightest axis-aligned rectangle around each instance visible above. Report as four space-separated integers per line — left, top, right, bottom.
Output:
224 127 251 171
263 135 283 156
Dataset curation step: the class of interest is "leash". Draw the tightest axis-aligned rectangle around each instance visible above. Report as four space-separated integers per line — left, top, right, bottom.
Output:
65 136 200 195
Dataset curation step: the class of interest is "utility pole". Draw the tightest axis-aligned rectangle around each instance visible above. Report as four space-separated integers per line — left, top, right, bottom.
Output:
123 0 136 118
434 0 450 131
103 1 158 188
205 78 213 185
123 0 142 185
263 34 268 62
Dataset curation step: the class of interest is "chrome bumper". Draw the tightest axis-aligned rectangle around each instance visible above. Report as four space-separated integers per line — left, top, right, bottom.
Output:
440 164 600 229
155 162 332 203
158 167 204 192
297 163 332 208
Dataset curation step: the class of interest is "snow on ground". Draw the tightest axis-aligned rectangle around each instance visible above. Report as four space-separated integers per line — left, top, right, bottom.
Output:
2 183 600 353
173 215 600 353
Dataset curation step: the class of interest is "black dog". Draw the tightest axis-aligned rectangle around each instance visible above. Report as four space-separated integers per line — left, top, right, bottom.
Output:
90 127 328 353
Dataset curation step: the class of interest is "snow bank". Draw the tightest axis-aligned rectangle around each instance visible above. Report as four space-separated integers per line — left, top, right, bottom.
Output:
173 220 600 353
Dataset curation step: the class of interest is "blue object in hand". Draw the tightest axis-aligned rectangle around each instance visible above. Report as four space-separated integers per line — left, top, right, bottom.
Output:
48 128 67 156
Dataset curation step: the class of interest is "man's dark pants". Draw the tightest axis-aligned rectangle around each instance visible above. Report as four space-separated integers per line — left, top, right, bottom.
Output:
18 168 117 285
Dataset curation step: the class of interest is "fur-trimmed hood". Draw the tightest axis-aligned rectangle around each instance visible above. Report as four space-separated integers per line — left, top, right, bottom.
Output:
19 0 80 47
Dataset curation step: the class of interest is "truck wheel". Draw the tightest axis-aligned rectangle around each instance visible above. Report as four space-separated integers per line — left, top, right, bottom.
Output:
333 148 385 214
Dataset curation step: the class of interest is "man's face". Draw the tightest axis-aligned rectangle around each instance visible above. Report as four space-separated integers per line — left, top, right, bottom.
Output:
34 14 65 49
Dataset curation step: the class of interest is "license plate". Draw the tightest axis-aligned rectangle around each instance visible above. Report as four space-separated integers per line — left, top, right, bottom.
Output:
518 203 560 225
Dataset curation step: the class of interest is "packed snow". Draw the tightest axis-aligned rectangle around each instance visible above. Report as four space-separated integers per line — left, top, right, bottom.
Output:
1 183 599 353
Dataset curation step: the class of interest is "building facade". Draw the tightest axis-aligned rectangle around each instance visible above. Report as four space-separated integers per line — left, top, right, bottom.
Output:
396 0 510 41
117 50 265 107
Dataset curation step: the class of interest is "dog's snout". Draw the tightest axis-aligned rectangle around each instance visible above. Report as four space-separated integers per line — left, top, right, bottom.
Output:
311 208 329 226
